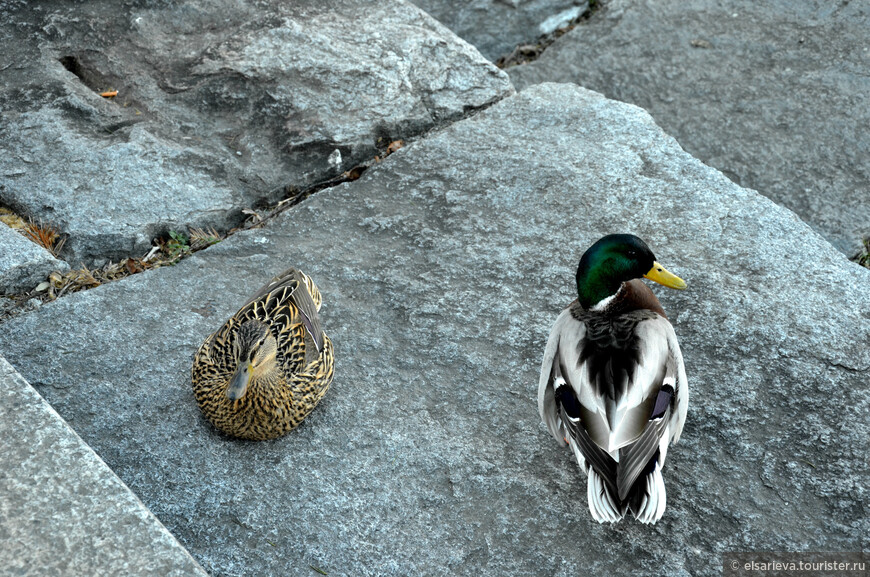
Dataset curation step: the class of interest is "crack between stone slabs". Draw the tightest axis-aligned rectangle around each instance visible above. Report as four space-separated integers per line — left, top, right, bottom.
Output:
0 138 413 323
495 0 602 70
492 3 870 271
0 204 67 260
853 236 870 270
0 81 521 322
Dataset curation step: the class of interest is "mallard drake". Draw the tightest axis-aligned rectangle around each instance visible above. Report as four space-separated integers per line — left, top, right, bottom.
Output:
538 234 688 523
192 268 334 440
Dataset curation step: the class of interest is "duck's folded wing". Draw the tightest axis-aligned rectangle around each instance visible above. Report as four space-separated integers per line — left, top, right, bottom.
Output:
241 268 301 308
614 316 687 497
286 272 324 352
615 385 672 499
237 268 324 352
538 308 585 445
628 315 688 450
667 326 689 444
558 386 618 495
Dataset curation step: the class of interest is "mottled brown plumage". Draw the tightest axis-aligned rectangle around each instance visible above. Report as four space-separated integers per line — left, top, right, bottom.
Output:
192 268 334 440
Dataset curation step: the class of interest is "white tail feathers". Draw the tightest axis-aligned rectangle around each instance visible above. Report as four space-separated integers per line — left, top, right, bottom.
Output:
634 463 667 524
585 463 667 524
587 469 624 523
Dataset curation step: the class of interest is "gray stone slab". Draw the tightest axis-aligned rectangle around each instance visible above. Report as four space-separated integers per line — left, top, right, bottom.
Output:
0 356 209 577
509 0 870 256
0 83 868 576
410 0 588 61
0 223 68 294
0 0 511 265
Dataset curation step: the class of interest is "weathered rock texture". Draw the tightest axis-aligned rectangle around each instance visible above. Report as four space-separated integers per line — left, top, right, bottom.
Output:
410 0 589 61
0 223 68 294
509 0 870 256
0 84 867 576
0 356 208 577
0 0 511 265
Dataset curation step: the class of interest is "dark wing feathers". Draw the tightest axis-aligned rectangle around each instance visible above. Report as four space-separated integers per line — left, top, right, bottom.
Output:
238 268 324 351
239 268 301 310
289 273 324 352
616 386 672 499
650 384 674 420
558 389 619 496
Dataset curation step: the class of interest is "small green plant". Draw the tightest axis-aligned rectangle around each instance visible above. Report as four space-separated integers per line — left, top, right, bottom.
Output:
164 230 190 262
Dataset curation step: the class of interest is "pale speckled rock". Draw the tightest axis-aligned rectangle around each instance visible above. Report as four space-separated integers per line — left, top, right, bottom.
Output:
0 356 208 577
0 223 68 294
0 84 867 576
509 0 870 256
410 0 589 60
0 0 511 265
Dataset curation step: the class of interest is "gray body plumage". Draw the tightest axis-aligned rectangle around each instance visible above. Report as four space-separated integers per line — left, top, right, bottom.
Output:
538 300 688 523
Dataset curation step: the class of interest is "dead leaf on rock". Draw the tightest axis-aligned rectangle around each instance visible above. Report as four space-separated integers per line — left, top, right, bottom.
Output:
386 140 404 155
375 140 405 162
342 166 366 180
124 258 151 274
242 208 263 225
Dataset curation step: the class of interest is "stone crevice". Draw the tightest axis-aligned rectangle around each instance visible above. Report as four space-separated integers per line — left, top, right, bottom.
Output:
0 0 513 267
507 0 870 255
494 0 599 69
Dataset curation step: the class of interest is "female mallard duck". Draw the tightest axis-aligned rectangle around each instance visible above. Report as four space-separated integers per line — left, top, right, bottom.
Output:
192 268 334 440
538 234 688 524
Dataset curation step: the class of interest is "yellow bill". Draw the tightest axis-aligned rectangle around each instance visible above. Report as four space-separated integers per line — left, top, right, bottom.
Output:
644 261 687 289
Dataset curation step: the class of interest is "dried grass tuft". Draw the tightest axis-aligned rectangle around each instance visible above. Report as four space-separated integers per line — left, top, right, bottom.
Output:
0 207 27 230
42 227 224 301
24 219 66 257
189 226 222 250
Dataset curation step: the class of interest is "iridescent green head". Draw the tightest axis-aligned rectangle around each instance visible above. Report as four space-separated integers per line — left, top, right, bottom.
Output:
575 234 686 310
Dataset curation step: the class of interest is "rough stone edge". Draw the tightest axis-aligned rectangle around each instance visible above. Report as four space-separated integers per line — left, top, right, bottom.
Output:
0 223 69 295
0 355 210 577
0 0 517 269
504 8 870 257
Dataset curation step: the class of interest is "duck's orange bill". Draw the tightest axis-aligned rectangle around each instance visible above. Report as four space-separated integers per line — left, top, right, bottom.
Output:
644 261 687 289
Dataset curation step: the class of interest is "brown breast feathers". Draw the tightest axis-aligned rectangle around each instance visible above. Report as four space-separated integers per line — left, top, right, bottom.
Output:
615 279 667 318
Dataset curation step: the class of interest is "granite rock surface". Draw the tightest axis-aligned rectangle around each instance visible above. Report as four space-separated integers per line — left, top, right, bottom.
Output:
0 84 867 576
410 0 589 61
509 0 870 255
0 356 208 577
0 223 68 294
0 0 511 265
